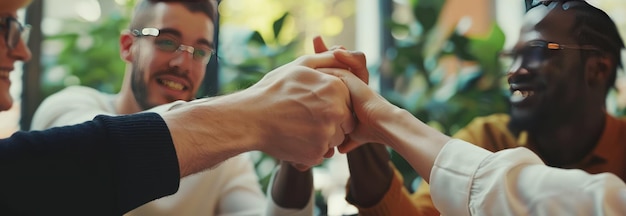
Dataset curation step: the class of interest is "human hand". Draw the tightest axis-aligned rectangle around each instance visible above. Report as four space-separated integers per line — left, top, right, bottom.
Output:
313 37 394 205
312 36 369 84
239 51 357 167
283 36 371 172
311 36 393 152
316 57 397 153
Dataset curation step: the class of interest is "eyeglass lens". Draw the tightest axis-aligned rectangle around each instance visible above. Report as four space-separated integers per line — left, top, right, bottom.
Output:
153 34 212 62
1 17 28 50
499 43 553 73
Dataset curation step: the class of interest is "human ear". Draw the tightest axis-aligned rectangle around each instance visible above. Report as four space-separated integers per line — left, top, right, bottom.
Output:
585 55 611 87
119 32 134 62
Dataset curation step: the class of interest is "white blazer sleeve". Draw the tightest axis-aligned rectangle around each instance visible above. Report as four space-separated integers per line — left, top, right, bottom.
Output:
430 139 626 216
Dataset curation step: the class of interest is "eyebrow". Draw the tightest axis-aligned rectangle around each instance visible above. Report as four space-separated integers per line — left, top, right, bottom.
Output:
158 27 214 48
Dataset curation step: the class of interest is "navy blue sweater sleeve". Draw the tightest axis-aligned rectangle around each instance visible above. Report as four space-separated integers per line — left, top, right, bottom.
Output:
0 112 180 215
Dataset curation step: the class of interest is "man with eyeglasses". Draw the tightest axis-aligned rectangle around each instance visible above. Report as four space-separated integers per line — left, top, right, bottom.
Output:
29 0 319 215
339 0 626 215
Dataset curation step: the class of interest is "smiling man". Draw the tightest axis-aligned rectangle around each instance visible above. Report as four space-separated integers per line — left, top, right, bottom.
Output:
408 0 626 215
30 0 314 215
340 0 626 215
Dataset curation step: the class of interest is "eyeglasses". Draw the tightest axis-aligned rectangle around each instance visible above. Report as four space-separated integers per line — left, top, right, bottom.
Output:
525 0 585 12
498 40 602 73
0 16 30 50
131 28 215 64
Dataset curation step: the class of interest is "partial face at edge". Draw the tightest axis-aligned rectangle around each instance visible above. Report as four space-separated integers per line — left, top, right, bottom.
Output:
129 2 215 110
0 0 33 111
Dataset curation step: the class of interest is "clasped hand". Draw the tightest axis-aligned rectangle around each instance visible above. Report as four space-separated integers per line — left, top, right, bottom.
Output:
257 36 394 169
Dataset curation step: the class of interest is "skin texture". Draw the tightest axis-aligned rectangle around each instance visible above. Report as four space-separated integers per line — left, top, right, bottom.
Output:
0 0 32 111
317 56 452 182
506 1 612 166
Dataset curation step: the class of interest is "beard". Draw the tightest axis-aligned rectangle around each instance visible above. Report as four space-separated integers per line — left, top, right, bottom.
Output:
508 90 582 135
130 65 154 111
130 61 194 110
509 106 543 134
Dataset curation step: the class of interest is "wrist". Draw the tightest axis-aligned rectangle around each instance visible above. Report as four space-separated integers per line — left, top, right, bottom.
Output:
271 161 313 208
162 94 258 176
373 106 414 149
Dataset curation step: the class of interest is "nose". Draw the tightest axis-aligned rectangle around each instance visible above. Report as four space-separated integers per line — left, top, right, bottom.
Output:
506 55 534 78
168 46 194 74
507 63 533 84
9 38 31 62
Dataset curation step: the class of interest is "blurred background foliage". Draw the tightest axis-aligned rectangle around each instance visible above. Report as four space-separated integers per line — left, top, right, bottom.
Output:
41 0 136 98
218 12 303 93
380 0 509 190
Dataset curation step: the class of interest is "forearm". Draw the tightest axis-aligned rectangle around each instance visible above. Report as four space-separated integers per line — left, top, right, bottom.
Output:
271 161 313 209
0 113 180 215
162 93 257 177
378 107 451 182
346 143 393 207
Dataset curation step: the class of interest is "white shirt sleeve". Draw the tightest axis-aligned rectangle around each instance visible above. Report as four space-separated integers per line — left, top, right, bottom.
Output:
430 139 626 216
31 86 186 130
264 166 315 216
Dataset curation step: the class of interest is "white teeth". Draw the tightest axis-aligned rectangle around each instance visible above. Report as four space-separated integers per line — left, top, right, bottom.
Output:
161 79 185 91
510 90 535 102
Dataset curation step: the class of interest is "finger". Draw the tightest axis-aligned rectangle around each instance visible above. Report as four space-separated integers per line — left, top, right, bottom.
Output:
291 163 312 172
337 136 361 153
324 148 335 158
308 157 324 168
341 112 356 135
333 49 369 84
329 45 346 51
329 124 346 148
296 52 351 71
318 68 371 102
317 68 367 93
313 36 329 53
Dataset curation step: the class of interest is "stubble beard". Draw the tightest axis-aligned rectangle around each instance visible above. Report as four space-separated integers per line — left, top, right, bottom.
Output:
130 64 155 111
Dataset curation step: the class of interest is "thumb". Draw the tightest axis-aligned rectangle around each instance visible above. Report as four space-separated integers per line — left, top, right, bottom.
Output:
313 36 329 53
337 136 360 153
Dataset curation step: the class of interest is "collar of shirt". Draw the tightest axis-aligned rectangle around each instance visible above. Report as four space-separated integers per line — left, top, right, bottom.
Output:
517 113 624 170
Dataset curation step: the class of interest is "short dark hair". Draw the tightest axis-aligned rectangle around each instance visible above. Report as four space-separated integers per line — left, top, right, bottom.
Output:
527 0 625 93
129 0 217 31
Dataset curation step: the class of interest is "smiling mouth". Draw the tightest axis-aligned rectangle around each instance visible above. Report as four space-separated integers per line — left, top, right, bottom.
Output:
0 71 9 79
510 90 535 103
157 78 187 91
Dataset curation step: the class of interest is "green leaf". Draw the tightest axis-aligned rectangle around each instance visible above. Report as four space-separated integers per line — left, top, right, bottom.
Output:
249 30 266 45
272 12 289 40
